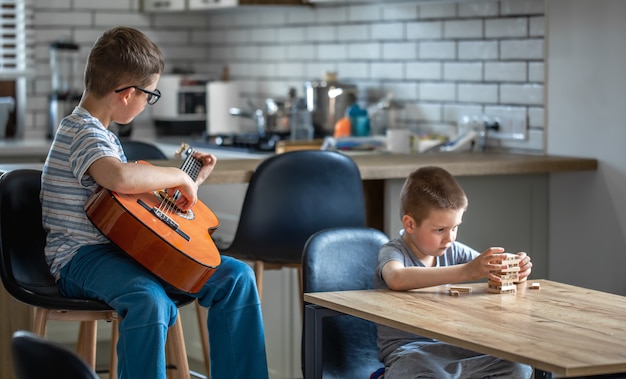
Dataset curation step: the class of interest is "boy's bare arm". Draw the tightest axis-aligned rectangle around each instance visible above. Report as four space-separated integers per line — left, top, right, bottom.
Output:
382 247 518 291
87 156 199 210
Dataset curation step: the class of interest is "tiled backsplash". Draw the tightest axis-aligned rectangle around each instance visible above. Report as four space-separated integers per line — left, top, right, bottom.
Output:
28 0 545 152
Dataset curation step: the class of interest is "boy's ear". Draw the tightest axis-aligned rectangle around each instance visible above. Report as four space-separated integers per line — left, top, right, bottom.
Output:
402 214 416 232
116 87 133 105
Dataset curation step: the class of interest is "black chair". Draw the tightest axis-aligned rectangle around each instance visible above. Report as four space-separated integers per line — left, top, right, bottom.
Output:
0 169 193 379
221 150 368 301
12 330 99 379
120 139 168 160
302 227 389 379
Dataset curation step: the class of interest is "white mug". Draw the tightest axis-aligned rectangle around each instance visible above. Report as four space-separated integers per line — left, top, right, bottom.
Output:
386 129 412 154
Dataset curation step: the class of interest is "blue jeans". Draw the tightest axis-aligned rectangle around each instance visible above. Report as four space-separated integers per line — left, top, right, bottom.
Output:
59 243 269 379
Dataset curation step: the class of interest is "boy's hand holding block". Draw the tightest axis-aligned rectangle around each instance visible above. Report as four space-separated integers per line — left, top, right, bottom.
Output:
488 253 521 294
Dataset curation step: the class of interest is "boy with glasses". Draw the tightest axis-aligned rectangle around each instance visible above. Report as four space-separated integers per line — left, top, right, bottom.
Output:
41 26 269 379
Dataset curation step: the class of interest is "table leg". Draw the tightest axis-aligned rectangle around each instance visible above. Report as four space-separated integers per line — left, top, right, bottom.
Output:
534 368 552 378
304 303 344 379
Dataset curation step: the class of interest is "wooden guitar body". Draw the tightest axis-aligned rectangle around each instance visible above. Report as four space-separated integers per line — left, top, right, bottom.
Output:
85 158 220 293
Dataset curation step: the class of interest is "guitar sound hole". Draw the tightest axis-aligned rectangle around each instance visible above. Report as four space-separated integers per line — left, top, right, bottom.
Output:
153 191 195 221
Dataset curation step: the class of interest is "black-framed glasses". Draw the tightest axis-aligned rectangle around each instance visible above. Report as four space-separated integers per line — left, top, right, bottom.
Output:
114 86 161 105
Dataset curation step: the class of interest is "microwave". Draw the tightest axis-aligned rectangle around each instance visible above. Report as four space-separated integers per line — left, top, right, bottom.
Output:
150 74 210 136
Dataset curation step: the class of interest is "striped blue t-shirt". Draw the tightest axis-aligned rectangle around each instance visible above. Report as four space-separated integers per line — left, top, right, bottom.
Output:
41 106 126 281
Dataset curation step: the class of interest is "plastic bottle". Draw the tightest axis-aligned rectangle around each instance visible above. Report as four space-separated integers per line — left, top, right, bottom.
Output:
290 98 314 141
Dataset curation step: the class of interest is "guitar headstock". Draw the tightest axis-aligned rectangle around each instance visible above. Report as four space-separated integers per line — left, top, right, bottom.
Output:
174 143 195 159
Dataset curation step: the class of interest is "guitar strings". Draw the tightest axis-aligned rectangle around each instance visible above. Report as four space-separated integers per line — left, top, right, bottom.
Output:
156 154 203 216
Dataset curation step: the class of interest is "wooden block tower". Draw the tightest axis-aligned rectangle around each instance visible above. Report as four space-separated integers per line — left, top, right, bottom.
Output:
487 253 520 294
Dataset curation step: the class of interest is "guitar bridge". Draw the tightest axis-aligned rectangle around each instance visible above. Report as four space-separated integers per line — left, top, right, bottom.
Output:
152 208 179 230
136 199 190 241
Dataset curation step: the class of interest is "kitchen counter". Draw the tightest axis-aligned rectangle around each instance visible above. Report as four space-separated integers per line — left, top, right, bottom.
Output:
147 151 598 184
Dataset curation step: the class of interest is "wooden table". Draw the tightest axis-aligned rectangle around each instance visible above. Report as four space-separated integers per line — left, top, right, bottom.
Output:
304 280 626 378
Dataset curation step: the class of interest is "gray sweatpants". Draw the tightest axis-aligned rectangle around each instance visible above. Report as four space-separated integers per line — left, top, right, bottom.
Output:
384 341 533 379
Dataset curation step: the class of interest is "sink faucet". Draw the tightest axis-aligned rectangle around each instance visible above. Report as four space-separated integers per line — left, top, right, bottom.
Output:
229 101 266 137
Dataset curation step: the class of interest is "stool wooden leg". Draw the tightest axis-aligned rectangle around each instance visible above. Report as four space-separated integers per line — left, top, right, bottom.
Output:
77 320 98 369
32 308 48 336
253 260 264 301
167 315 190 379
195 300 211 378
109 319 119 379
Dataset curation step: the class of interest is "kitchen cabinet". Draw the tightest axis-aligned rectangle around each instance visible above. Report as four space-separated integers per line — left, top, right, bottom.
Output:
188 0 307 10
308 0 497 3
142 0 187 12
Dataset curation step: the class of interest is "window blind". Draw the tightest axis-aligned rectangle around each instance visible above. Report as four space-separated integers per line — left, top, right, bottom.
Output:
0 0 34 79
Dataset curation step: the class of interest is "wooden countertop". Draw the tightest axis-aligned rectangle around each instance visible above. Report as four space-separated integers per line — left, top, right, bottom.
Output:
1 151 598 184
151 151 598 184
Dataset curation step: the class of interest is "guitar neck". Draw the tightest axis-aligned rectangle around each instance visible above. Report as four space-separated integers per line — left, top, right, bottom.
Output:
176 144 202 181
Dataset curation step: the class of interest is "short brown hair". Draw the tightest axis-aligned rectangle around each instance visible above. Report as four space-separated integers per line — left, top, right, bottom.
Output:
84 26 164 98
400 166 468 225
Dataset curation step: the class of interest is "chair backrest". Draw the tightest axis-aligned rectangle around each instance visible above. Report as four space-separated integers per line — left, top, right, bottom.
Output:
225 150 367 264
0 169 60 305
12 330 99 379
121 140 167 160
302 226 390 379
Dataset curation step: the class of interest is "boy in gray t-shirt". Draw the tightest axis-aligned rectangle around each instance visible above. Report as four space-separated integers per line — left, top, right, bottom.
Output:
374 166 533 379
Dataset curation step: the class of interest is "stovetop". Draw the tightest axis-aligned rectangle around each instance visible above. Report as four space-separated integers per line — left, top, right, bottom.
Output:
191 132 289 153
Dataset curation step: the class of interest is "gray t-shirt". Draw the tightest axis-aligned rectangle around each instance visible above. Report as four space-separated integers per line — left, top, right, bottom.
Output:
41 106 125 280
374 232 479 361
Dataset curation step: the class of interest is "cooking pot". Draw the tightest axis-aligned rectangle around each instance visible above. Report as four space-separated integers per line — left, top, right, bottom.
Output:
304 75 357 136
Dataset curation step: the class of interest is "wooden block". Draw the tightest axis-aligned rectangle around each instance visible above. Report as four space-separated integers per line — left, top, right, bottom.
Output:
529 282 541 290
449 290 460 296
487 286 517 294
449 286 472 293
487 282 517 293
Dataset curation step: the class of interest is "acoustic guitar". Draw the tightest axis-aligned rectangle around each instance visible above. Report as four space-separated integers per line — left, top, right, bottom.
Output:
84 143 221 293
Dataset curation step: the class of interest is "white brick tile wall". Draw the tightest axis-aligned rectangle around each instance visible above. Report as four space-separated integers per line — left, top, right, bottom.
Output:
371 22 404 40
485 17 528 38
419 3 457 19
287 44 316 61
420 82 456 102
444 62 483 81
458 83 499 103
337 24 369 41
406 21 443 40
28 0 546 153
317 43 349 60
501 0 545 16
458 40 499 60
406 62 442 80
529 16 545 37
278 27 306 43
337 62 368 80
528 106 544 128
528 62 544 83
382 82 418 101
306 26 337 42
74 0 136 10
348 4 382 22
382 3 418 21
444 104 484 123
383 42 417 60
420 41 456 59
500 83 544 105
371 62 404 80
500 39 543 60
444 20 483 39
458 1 499 17
348 42 381 60
485 62 527 82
